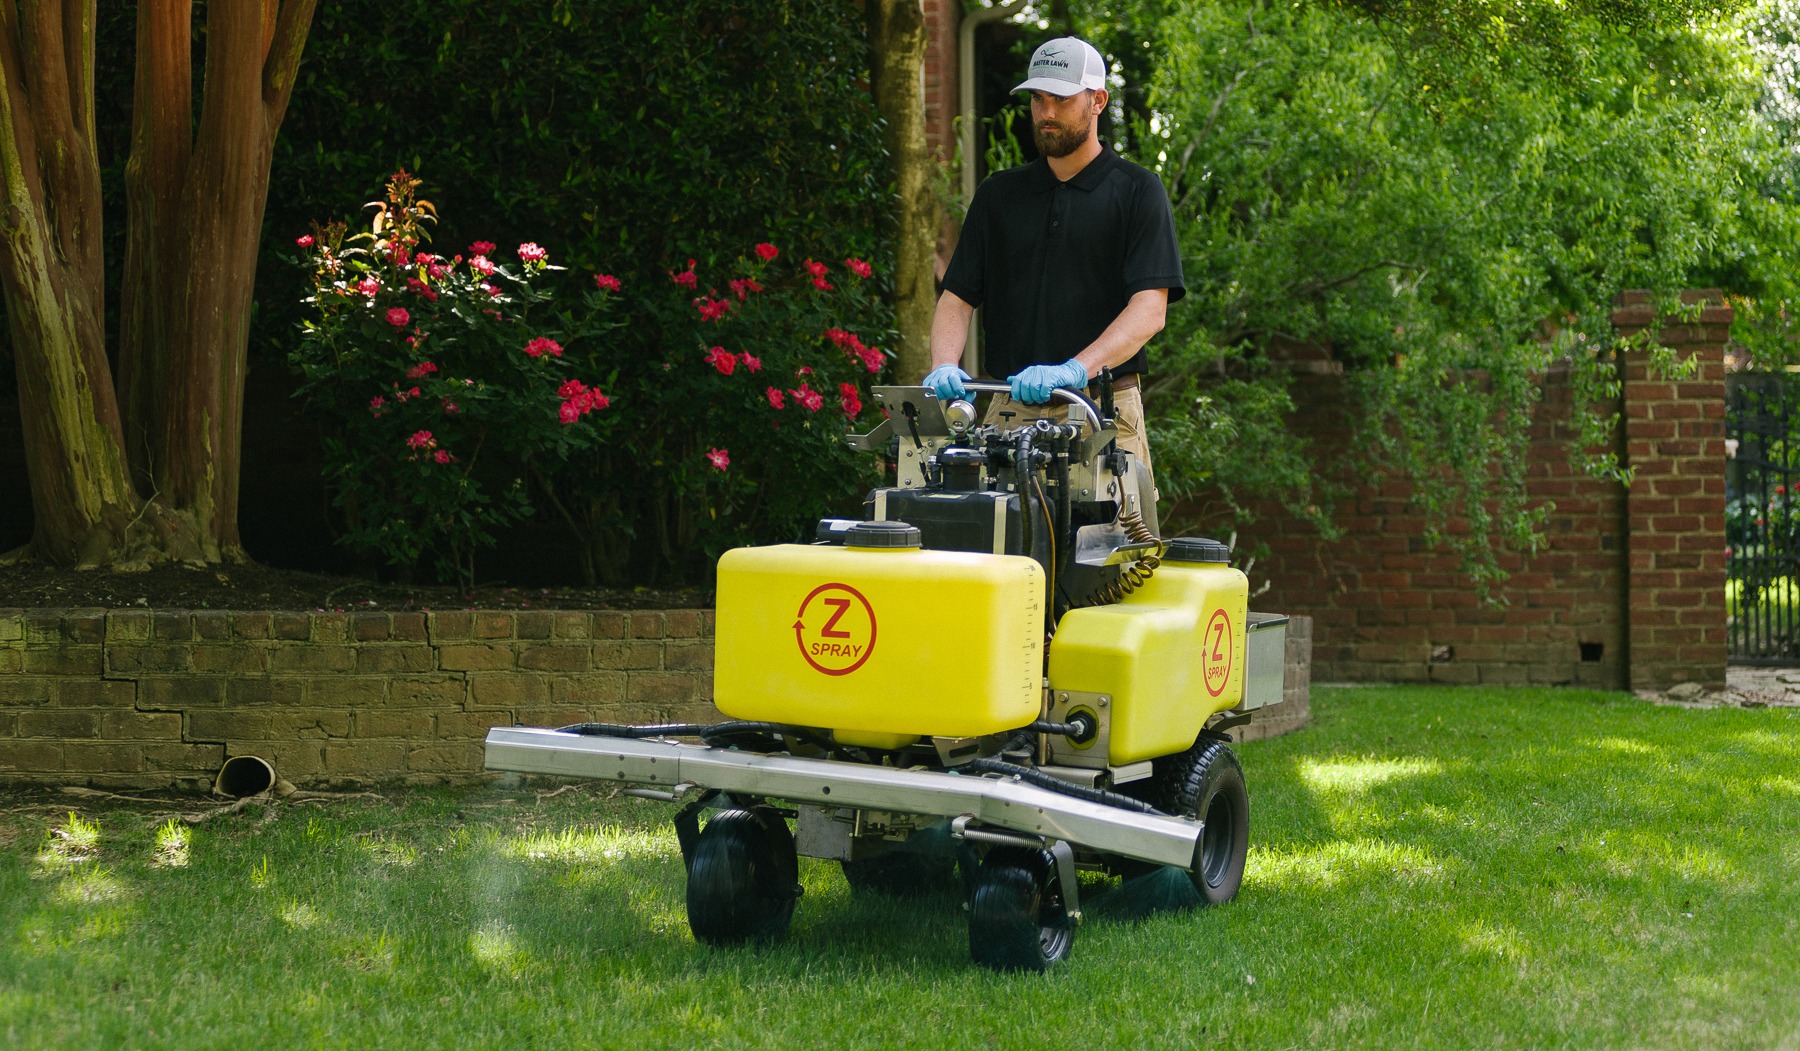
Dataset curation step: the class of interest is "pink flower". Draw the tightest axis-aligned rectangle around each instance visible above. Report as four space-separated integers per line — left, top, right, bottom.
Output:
558 400 581 425
386 307 411 328
406 430 434 450
740 352 762 373
555 378 610 423
523 337 564 358
840 382 863 417
408 386 422 399
860 346 885 373
296 234 315 248
406 360 438 379
368 395 386 416
845 257 873 278
754 242 779 262
765 386 786 409
696 297 731 322
594 273 621 292
803 259 828 278
405 277 439 302
433 449 454 464
729 278 763 300
557 379 587 400
470 255 496 277
356 276 380 297
468 240 497 257
391 243 412 267
705 346 737 376
812 275 834 291
790 383 823 412
442 399 461 415
517 242 548 263
671 258 698 288
482 283 503 298
705 447 730 471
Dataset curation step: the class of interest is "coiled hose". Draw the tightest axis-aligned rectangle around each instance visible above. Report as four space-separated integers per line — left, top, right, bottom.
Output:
1081 508 1164 606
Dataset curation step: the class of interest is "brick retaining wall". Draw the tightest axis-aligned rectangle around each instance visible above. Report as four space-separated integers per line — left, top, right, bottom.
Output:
0 608 1312 788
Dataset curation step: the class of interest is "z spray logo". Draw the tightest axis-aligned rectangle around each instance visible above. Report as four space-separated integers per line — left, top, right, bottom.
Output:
794 583 877 676
1203 609 1234 696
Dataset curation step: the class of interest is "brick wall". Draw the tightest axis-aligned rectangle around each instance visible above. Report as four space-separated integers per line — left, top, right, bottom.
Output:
0 606 1311 788
1243 292 1727 692
0 609 720 789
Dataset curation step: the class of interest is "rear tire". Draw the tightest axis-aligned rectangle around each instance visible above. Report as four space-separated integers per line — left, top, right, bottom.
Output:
686 807 801 946
968 846 1074 972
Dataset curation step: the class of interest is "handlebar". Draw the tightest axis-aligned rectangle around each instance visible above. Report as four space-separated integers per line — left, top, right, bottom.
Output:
957 380 1105 434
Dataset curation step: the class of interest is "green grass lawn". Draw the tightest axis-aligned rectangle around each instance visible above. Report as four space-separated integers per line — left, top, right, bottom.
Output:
2 686 1797 1049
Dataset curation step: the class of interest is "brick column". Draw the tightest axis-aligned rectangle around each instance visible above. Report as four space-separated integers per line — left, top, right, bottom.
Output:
1613 290 1730 691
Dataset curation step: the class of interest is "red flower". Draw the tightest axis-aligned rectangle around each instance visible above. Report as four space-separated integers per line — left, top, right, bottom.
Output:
740 352 762 373
671 258 698 288
468 240 497 257
296 234 315 248
523 337 564 358
840 382 863 417
705 346 737 376
812 276 834 291
803 259 828 278
406 430 434 450
517 242 548 263
859 346 885 373
790 383 823 412
386 307 410 328
442 399 461 415
729 277 764 301
405 277 439 302
696 297 731 322
368 395 385 416
482 283 503 298
356 276 380 297
845 257 873 278
705 447 731 472
470 255 496 277
765 386 786 409
433 449 454 465
754 243 779 262
406 360 438 379
391 243 412 267
594 273 621 292
558 401 581 425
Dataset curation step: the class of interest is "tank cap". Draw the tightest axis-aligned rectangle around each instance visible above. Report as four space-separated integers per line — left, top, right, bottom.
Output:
845 520 922 549
1163 536 1231 564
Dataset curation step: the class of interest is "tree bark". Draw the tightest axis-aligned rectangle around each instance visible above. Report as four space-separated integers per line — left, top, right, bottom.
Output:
1 0 316 568
864 0 939 382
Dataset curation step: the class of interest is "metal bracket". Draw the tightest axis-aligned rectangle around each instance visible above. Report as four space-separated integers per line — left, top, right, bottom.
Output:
947 816 1082 926
1049 838 1082 925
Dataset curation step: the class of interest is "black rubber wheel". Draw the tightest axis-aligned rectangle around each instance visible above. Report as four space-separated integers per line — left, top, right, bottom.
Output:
686 807 801 946
968 846 1074 972
1157 738 1249 904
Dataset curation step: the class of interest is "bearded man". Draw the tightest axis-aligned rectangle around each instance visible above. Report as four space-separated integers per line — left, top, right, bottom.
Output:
925 36 1186 481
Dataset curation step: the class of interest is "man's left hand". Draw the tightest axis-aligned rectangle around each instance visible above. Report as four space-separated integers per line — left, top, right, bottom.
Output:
1009 359 1089 405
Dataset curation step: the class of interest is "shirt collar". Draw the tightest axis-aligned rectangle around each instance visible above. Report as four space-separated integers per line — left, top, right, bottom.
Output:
1024 141 1120 193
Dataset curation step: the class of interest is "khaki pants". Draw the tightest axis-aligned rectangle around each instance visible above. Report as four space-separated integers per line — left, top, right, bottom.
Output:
981 383 1160 534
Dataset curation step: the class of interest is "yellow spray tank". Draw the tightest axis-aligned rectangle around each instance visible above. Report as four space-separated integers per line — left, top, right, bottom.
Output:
714 521 1045 747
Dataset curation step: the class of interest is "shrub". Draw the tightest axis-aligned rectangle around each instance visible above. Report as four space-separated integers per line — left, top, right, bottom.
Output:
289 172 616 585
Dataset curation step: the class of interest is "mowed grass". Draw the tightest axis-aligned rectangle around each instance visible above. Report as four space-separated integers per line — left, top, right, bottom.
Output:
2 686 1797 1050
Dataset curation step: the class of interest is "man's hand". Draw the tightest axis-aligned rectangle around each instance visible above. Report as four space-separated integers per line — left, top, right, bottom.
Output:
1009 359 1089 404
924 364 973 402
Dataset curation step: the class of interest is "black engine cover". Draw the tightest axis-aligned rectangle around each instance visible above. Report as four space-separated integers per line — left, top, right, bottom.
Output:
864 488 1023 556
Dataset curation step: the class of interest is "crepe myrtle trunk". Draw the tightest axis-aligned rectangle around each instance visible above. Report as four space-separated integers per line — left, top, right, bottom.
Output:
0 0 315 568
865 0 940 383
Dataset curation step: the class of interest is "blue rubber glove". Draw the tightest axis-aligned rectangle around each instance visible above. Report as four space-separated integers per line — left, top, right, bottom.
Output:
1009 359 1088 405
923 363 973 402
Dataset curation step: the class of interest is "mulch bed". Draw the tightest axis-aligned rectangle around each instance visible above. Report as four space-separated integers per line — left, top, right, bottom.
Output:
0 561 710 612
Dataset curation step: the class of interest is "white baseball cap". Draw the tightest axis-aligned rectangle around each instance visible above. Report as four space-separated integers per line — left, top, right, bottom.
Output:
1012 37 1108 96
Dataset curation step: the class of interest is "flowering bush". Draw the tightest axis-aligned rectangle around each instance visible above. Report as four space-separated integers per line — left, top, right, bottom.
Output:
553 240 893 583
289 171 615 584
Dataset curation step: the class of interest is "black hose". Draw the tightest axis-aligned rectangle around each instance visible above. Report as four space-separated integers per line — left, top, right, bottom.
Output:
962 757 1167 815
1027 716 1095 741
698 721 837 753
555 720 838 754
556 722 709 737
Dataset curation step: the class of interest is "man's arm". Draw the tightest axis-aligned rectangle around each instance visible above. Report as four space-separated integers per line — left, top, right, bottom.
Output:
927 290 976 372
1071 288 1168 379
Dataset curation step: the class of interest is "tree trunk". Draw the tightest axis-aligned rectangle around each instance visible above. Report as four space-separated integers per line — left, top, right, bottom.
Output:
865 0 940 383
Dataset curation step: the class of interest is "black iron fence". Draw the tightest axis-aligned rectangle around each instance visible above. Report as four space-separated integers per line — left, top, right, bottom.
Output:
1726 372 1800 662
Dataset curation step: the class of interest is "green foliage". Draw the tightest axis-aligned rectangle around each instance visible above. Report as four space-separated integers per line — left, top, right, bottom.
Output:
1098 0 1787 583
288 173 618 586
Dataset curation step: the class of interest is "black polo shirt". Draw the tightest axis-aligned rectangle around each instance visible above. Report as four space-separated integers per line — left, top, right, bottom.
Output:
942 145 1185 381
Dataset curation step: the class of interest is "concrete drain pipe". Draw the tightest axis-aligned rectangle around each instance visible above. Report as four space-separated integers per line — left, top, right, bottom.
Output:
213 755 278 798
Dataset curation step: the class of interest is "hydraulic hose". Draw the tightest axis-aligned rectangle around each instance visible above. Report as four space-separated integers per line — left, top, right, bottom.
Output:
962 757 1167 816
555 720 837 754
556 722 710 738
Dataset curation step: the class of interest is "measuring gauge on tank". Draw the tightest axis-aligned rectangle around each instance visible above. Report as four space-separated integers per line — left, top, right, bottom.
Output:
944 398 977 437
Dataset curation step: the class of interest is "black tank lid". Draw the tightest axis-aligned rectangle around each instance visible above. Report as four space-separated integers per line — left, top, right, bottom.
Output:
846 520 922 549
1163 536 1231 564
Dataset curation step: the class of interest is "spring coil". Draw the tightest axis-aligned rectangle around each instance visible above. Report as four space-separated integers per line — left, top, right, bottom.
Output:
1081 508 1164 606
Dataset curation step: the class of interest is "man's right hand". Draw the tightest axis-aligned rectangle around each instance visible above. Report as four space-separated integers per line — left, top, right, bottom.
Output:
923 364 973 402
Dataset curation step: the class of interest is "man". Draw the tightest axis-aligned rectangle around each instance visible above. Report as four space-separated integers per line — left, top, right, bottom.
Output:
924 36 1185 476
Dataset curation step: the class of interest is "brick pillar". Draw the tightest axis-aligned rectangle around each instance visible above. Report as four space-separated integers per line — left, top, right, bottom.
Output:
1612 290 1730 691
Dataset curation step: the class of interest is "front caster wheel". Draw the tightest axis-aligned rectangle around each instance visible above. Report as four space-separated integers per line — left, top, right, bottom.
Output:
686 807 800 946
968 846 1074 972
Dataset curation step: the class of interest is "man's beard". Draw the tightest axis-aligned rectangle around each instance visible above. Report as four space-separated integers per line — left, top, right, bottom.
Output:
1034 120 1090 159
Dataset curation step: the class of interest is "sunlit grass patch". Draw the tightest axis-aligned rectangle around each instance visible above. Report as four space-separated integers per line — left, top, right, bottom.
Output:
151 819 189 869
34 812 101 876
